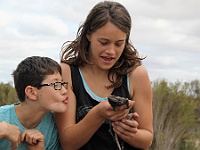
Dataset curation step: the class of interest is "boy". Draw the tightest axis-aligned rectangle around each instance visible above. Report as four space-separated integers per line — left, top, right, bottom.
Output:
0 56 68 150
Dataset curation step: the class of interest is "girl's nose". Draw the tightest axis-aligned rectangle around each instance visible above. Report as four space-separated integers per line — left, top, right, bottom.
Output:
105 44 115 54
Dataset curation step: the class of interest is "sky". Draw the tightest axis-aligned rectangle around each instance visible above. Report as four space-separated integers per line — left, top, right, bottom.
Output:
0 0 200 84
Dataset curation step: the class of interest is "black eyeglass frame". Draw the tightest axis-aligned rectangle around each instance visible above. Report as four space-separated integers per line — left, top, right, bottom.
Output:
36 81 68 90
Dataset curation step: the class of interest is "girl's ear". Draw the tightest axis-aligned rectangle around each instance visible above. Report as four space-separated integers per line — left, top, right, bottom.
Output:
25 86 37 100
86 34 91 41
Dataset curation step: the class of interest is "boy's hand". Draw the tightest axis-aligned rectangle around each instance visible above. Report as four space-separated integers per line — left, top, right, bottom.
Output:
0 121 21 150
21 129 44 150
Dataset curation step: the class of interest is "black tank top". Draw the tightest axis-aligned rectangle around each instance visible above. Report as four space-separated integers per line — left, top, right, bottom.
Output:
70 65 141 150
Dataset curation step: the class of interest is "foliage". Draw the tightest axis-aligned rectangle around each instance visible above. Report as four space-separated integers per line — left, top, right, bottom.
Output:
179 136 199 150
182 80 200 99
0 82 18 106
150 79 198 150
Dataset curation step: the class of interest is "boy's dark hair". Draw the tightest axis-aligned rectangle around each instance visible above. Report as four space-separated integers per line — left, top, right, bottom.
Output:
12 56 61 102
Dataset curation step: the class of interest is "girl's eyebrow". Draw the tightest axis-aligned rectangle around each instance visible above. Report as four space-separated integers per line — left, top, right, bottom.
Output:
98 37 108 40
98 38 125 42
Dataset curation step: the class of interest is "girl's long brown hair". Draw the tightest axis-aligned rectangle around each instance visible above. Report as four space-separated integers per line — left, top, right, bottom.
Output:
61 1 145 88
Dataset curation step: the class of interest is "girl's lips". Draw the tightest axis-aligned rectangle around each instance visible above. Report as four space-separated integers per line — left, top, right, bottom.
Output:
101 56 113 62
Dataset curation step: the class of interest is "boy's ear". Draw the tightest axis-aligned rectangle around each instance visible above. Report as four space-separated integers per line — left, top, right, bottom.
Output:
25 86 37 100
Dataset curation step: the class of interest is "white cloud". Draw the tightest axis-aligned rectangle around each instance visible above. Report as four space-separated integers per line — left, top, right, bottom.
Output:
0 10 13 27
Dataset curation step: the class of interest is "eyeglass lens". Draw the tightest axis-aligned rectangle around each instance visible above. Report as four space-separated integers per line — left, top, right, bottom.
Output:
54 82 68 90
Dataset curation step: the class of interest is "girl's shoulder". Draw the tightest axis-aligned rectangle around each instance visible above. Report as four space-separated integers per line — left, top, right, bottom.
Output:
129 65 149 79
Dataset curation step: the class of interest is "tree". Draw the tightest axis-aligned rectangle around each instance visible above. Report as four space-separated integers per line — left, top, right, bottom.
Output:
151 79 197 150
0 82 18 106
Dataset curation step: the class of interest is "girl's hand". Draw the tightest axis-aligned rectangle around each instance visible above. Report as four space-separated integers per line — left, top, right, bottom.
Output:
112 112 140 140
96 100 135 122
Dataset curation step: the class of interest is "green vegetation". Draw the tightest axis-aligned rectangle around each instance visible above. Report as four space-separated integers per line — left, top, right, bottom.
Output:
150 79 200 150
0 82 18 106
1 79 200 150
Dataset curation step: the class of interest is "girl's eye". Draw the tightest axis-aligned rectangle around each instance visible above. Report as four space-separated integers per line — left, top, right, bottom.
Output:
100 42 108 45
116 43 122 47
116 42 124 47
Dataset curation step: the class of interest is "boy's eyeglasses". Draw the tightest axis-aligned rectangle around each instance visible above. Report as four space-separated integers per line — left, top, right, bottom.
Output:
37 82 68 90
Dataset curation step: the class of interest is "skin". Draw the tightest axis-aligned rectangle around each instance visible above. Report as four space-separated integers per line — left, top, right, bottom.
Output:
21 130 44 150
0 73 68 150
0 122 21 150
55 22 153 149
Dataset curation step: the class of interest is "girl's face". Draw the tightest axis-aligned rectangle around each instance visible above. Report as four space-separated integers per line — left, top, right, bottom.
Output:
36 72 68 113
87 22 127 71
